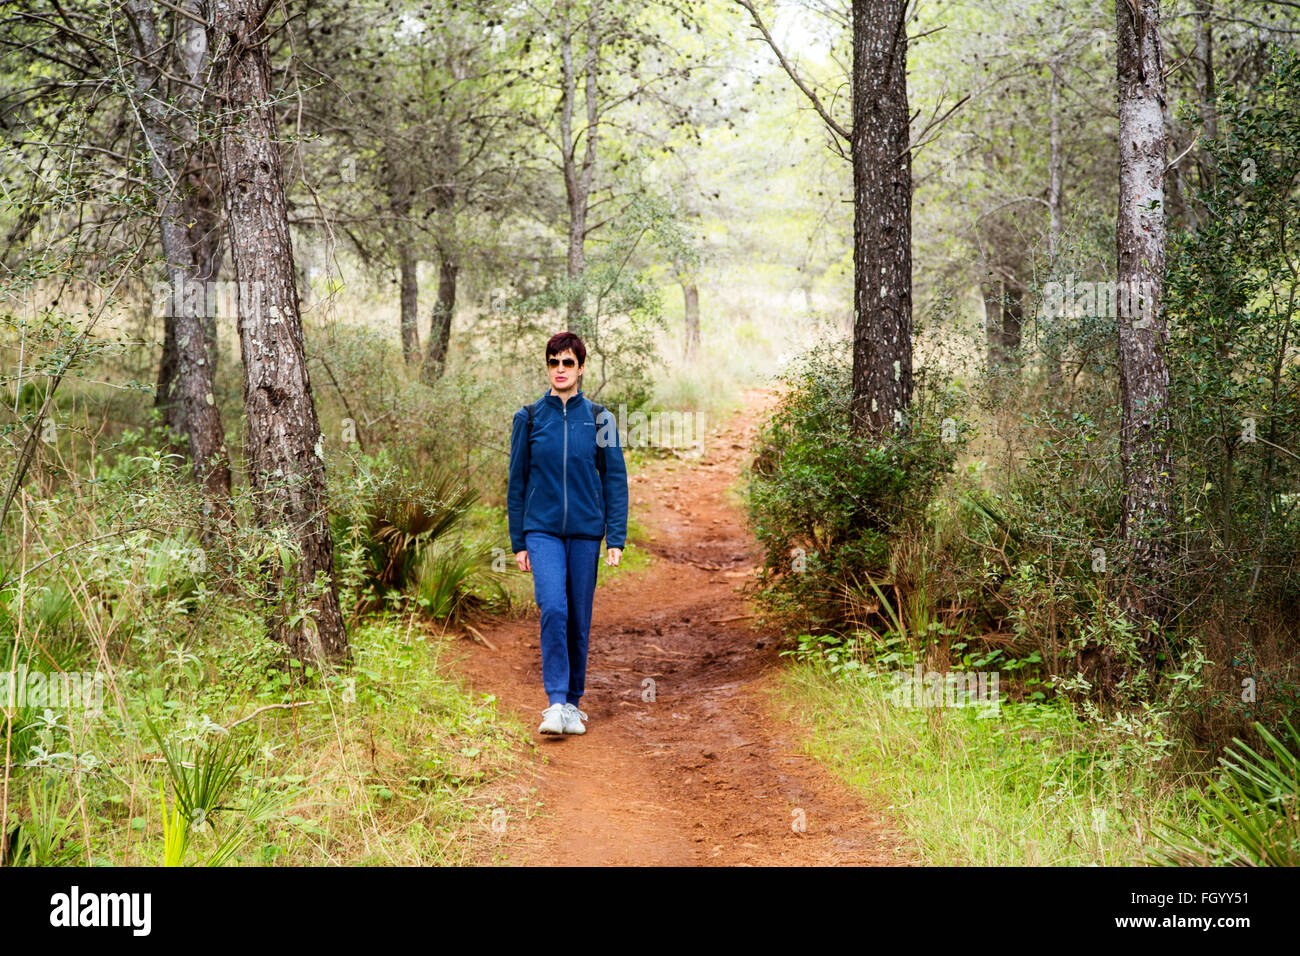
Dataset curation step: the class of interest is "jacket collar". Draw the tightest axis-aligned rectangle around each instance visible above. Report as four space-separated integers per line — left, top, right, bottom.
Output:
542 387 585 410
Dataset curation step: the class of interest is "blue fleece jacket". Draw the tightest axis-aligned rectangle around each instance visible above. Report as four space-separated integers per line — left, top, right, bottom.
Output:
507 389 628 553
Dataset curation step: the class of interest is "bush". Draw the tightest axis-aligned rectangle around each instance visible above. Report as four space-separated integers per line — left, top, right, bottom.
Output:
1160 49 1300 748
1151 720 1300 866
746 340 965 633
411 538 506 622
329 461 479 611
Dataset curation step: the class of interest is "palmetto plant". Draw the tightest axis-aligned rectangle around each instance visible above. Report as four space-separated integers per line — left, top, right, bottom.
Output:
335 468 479 599
3 776 84 866
2 594 82 767
146 717 256 867
1150 720 1300 866
412 539 506 623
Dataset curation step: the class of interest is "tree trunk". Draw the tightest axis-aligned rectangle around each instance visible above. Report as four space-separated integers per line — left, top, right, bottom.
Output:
210 0 347 664
1116 0 1173 618
982 282 1007 369
198 242 222 379
156 312 178 422
1047 60 1064 258
682 279 700 361
422 115 461 384
565 179 588 327
849 0 912 438
423 248 458 383
1001 282 1024 356
156 5 225 409
398 241 420 364
127 0 231 517
156 215 223 422
559 6 600 331
1194 0 1217 197
982 272 1025 373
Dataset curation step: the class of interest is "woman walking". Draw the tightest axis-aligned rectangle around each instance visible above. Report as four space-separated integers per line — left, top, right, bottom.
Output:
507 332 628 735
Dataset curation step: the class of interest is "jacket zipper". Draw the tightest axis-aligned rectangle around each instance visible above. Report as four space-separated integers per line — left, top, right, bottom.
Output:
561 400 568 534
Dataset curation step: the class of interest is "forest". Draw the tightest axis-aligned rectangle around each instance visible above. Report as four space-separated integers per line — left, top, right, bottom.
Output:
0 0 1297 869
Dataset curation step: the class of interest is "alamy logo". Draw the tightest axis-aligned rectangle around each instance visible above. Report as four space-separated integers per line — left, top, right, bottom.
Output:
889 666 1001 717
49 886 151 936
1040 276 1158 326
598 404 707 455
1 667 104 713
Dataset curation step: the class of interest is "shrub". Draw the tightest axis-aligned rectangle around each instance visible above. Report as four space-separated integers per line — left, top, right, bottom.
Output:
329 464 479 610
411 538 506 622
746 340 965 634
1151 720 1300 866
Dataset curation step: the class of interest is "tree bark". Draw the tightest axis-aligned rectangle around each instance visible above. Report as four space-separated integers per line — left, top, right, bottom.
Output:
559 3 600 331
384 164 419 363
850 0 913 438
210 0 347 664
1001 282 1023 356
127 0 231 516
423 247 458 382
156 310 178 421
981 277 1024 369
1194 0 1217 196
155 7 225 411
982 281 1007 369
398 241 420 364
422 117 460 384
156 229 222 424
682 279 700 361
1116 0 1173 618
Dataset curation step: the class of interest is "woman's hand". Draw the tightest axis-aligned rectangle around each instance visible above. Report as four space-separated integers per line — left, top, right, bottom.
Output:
605 547 622 567
515 550 531 573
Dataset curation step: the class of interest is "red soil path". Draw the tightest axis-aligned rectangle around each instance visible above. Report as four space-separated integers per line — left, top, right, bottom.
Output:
451 388 913 866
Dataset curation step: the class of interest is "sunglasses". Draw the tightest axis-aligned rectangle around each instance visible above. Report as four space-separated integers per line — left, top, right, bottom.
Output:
547 357 578 369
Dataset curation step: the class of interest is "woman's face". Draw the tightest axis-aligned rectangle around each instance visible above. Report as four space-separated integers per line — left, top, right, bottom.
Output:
548 348 582 391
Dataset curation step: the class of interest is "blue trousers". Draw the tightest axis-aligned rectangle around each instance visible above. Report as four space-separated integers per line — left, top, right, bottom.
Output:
525 532 600 706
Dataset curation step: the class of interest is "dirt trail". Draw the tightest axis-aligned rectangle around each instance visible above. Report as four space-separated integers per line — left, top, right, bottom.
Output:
453 387 913 866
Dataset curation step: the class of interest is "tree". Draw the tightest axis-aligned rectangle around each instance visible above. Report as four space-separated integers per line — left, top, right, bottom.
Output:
848 0 913 436
736 0 920 438
521 0 701 331
209 0 347 663
910 0 1113 379
289 0 527 378
124 0 232 519
0 0 233 504
1115 0 1172 618
1166 49 1300 613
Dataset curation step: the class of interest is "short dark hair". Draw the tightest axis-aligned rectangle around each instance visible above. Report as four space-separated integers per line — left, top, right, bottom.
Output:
546 331 586 366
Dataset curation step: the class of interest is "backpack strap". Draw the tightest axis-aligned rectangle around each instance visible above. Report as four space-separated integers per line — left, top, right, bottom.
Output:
524 397 543 438
591 401 607 477
521 399 542 479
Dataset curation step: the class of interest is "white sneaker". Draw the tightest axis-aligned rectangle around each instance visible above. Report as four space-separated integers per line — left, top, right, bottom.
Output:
561 703 588 735
538 704 566 735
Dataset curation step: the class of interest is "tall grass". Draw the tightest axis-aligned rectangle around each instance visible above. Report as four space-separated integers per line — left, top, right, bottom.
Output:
2 614 533 866
767 660 1203 865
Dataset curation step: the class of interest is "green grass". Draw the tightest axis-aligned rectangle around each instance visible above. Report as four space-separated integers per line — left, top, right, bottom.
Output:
2 615 536 866
650 364 748 429
766 660 1205 866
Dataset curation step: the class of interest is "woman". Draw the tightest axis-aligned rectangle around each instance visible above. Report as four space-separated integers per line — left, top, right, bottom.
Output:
507 331 628 735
